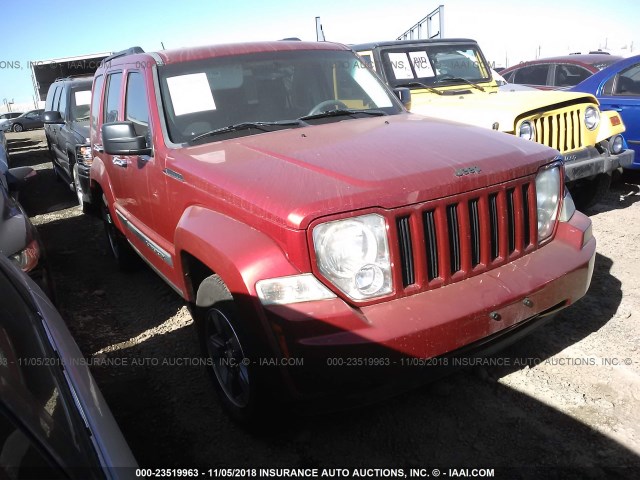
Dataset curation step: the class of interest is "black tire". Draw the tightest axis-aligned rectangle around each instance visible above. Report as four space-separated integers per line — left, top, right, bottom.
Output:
12 123 23 133
570 173 611 210
194 275 267 425
101 194 138 270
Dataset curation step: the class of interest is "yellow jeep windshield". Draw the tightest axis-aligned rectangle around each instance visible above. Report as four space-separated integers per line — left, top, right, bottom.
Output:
380 44 491 88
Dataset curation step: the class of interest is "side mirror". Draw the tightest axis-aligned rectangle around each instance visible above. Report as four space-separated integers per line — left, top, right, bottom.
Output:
102 122 151 156
43 111 64 124
393 87 412 110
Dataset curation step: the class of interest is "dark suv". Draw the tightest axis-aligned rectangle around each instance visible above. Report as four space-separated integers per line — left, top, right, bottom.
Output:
43 77 93 212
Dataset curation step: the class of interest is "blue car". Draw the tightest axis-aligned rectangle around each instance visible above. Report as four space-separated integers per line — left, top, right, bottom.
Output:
571 55 640 169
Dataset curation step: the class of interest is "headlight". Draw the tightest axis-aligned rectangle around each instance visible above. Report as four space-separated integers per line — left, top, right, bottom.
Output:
518 121 535 141
256 274 336 305
535 165 562 242
584 106 600 130
75 145 93 165
610 135 624 155
313 213 392 300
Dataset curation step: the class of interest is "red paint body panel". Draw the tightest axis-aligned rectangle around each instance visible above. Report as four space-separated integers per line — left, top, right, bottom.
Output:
89 41 596 400
266 213 595 395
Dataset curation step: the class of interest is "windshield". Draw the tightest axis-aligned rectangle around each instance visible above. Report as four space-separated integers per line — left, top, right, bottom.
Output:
70 86 92 122
380 44 492 88
158 49 402 144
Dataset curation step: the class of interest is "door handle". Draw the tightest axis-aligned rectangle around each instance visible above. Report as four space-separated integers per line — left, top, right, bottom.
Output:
610 105 623 112
94 144 104 153
112 157 128 168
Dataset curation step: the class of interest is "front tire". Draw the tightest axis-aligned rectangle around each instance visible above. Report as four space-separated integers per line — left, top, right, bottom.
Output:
570 173 611 210
12 123 23 133
194 275 266 425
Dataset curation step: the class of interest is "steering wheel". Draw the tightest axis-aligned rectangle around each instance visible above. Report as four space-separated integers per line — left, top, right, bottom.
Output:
307 99 349 116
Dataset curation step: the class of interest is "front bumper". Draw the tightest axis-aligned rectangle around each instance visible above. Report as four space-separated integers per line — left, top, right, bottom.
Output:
263 211 596 398
563 145 634 182
76 162 92 203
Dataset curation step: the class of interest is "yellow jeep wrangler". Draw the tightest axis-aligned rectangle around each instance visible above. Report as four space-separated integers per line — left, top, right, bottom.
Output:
352 39 634 208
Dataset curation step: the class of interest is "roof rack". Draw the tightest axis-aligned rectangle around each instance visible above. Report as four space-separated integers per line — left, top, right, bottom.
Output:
102 47 145 64
53 74 94 82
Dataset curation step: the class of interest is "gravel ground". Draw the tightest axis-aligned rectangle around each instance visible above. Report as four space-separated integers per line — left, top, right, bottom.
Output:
7 130 640 478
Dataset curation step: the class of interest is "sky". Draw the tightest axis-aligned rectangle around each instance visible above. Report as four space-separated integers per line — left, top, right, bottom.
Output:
1 0 640 107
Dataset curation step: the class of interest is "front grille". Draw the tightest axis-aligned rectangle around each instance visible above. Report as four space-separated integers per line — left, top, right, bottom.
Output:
395 178 537 290
532 108 584 153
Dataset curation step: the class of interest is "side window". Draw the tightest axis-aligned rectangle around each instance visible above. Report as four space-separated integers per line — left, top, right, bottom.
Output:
104 72 123 123
90 75 104 134
602 76 615 95
614 63 640 96
58 86 67 117
554 64 592 87
45 86 58 111
513 65 550 85
52 87 63 112
125 72 150 140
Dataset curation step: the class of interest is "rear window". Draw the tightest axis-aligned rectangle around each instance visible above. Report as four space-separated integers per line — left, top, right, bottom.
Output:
512 65 550 85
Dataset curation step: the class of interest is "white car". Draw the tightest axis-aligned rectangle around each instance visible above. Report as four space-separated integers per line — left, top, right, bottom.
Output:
0 112 23 132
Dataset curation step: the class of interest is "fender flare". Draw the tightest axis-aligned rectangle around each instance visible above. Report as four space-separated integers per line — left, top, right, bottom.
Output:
174 205 301 303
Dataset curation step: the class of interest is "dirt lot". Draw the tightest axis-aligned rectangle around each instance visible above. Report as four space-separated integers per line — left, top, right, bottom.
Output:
8 129 640 478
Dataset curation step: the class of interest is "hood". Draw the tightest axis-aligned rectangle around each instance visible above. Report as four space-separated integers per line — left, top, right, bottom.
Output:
409 89 598 132
173 113 558 229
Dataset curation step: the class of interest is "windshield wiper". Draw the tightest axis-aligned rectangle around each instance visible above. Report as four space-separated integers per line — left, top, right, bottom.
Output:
298 109 387 122
396 81 443 95
435 76 485 92
188 120 306 144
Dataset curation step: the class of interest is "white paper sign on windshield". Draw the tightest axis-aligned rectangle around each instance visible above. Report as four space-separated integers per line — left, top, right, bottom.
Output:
408 51 435 78
388 53 414 80
166 73 217 116
74 90 91 105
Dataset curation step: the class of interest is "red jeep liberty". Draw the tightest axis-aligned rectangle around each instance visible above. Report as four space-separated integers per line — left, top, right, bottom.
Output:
89 41 595 423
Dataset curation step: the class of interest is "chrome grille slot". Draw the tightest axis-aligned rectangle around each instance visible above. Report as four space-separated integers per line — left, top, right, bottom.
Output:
397 216 415 287
507 188 516 254
489 193 499 260
423 210 439 281
468 199 481 267
446 204 461 274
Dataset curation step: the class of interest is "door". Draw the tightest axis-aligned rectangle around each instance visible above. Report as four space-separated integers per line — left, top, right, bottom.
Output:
598 62 640 156
117 70 155 230
100 71 128 207
45 85 63 160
